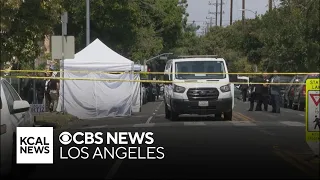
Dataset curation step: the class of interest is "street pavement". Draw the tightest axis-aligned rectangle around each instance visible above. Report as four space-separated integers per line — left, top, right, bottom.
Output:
19 97 319 179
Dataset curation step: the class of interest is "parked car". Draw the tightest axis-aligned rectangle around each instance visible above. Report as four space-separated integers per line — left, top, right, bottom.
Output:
282 75 304 108
267 75 293 105
292 73 320 111
1 78 35 176
278 75 294 106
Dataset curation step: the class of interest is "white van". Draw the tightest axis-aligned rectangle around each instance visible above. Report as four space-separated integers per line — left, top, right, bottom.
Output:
163 56 237 121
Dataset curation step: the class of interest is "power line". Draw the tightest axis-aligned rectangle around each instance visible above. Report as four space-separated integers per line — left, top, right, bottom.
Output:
242 0 245 26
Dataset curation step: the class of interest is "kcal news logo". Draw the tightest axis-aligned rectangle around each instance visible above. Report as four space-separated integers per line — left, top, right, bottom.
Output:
59 131 165 160
16 127 53 164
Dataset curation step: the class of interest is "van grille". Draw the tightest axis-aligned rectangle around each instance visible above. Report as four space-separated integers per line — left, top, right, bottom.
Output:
187 88 219 101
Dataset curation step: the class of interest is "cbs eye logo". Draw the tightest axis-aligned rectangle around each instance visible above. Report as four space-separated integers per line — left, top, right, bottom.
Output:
59 132 72 145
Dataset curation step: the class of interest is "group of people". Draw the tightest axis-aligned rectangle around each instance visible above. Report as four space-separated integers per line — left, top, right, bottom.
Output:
21 65 60 112
239 70 281 114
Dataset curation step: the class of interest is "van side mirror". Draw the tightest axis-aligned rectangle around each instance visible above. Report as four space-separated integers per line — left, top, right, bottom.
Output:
11 100 30 114
229 74 238 83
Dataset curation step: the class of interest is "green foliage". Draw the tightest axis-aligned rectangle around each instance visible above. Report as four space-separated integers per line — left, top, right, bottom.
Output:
2 0 319 74
173 1 319 73
1 0 63 66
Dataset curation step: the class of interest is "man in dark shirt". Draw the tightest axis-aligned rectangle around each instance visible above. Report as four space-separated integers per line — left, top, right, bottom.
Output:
240 83 248 102
23 73 34 104
254 74 269 111
35 73 46 104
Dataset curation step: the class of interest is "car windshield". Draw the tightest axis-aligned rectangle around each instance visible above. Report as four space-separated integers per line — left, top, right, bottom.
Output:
174 61 226 80
279 76 293 83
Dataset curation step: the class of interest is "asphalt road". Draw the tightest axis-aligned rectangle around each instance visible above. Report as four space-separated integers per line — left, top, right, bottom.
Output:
18 98 319 179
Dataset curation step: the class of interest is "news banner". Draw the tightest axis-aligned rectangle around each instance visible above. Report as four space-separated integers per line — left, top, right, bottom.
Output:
16 127 165 164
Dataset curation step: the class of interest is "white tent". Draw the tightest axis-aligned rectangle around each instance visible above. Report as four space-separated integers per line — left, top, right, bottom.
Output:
57 39 135 119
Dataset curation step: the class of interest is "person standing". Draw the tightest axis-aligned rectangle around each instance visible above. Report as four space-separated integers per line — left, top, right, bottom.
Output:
156 83 160 100
44 72 52 112
249 75 264 111
248 78 257 111
261 73 269 111
240 83 248 102
22 73 34 104
270 70 281 113
35 73 46 104
48 72 60 112
254 74 270 111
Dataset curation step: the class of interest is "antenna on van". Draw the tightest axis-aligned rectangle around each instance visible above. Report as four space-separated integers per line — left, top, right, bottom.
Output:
177 55 218 58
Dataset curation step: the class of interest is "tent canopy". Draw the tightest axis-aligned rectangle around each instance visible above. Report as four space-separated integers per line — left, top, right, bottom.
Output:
64 38 134 72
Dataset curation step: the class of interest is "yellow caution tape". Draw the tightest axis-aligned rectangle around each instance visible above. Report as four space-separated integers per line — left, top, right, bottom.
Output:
1 75 307 85
1 70 319 75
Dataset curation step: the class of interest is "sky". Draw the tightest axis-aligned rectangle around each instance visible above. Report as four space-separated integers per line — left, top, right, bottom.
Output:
186 0 280 35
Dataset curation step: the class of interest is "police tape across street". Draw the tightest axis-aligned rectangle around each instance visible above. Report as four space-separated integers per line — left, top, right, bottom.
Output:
16 127 165 164
0 75 309 85
1 69 318 75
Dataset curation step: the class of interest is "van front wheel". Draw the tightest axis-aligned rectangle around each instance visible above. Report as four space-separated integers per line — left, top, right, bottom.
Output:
224 111 233 121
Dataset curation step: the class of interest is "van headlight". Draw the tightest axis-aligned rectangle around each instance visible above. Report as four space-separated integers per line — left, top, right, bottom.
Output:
173 84 186 93
220 84 231 92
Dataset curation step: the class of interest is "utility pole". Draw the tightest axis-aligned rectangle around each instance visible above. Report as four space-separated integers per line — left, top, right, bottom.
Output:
86 0 90 46
220 0 223 26
208 0 222 27
206 16 213 28
268 0 272 11
242 0 245 26
215 0 218 26
206 17 213 33
230 0 233 25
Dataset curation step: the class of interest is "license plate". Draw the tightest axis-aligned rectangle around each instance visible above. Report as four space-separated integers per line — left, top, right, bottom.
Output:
198 101 209 107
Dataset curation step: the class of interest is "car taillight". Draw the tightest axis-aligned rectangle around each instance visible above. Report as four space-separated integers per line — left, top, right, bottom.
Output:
302 85 306 95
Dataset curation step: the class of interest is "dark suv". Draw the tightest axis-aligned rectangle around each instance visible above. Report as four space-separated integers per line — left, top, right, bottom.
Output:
292 74 320 111
282 75 304 108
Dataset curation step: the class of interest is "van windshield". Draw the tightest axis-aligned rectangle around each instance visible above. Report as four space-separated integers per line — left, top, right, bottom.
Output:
174 61 226 80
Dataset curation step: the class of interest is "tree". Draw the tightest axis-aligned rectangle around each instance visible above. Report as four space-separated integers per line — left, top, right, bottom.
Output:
1 0 62 68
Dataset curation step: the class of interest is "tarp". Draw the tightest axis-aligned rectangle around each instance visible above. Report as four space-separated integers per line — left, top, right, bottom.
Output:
56 39 135 119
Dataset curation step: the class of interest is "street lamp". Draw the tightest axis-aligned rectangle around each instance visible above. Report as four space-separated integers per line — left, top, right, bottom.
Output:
239 9 258 18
